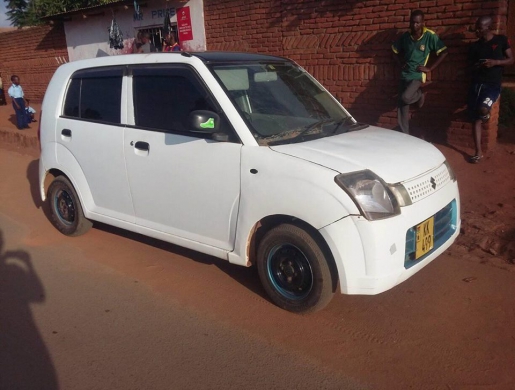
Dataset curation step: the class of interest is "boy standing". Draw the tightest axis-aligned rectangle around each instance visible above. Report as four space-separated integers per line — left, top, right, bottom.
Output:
467 16 513 163
392 10 448 135
8 75 29 130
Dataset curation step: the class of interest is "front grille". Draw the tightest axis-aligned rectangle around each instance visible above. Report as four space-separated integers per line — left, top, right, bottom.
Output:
404 200 457 268
403 163 450 203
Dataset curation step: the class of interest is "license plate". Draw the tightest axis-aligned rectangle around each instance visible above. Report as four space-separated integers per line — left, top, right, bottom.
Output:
415 217 434 259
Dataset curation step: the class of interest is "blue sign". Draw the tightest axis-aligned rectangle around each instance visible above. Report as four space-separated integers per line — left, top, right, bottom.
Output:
133 7 176 22
152 8 176 19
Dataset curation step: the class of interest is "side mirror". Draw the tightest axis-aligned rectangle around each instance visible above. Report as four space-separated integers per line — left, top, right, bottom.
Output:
188 110 220 134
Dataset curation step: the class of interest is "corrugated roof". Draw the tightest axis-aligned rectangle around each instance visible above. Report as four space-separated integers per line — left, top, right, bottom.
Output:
43 0 134 19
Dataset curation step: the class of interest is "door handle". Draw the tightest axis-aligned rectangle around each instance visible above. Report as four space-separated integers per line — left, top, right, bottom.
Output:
61 129 72 137
134 141 149 151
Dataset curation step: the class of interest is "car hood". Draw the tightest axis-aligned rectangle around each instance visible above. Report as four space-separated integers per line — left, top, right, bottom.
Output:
269 126 445 183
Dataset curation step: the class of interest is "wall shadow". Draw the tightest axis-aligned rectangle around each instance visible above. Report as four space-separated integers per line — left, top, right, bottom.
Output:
408 29 474 160
0 230 59 389
34 24 66 53
346 25 477 163
351 28 472 153
271 0 369 29
498 86 515 145
350 29 402 127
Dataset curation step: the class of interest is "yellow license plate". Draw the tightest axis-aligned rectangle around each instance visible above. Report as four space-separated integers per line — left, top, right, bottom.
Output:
415 217 434 259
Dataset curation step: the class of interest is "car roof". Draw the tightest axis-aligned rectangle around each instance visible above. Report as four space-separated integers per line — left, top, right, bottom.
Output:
55 52 293 77
190 51 290 63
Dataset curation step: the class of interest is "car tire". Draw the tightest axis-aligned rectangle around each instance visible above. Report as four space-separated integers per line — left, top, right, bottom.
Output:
257 223 335 313
48 176 92 236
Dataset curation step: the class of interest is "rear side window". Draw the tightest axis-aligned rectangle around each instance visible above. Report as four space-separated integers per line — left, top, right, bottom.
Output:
132 66 217 133
63 79 80 117
63 67 123 124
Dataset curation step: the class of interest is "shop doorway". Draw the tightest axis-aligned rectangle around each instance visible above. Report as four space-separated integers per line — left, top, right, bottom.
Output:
136 25 179 52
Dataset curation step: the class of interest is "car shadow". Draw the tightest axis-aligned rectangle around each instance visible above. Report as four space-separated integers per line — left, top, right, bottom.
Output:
27 159 52 221
93 222 267 300
25 160 265 300
0 230 59 389
433 140 471 162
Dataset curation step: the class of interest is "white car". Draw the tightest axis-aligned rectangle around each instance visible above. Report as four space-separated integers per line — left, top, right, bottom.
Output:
39 52 460 313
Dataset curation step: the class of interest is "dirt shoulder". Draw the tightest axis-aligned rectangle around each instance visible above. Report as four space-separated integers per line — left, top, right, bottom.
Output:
0 102 40 156
439 123 515 270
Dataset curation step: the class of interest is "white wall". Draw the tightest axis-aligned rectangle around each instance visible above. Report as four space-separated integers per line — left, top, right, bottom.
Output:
64 0 206 62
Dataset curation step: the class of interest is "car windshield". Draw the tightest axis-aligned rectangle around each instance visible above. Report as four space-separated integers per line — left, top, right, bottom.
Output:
210 62 359 146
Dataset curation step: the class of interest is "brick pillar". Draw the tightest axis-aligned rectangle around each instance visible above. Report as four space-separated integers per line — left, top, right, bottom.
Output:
482 100 500 152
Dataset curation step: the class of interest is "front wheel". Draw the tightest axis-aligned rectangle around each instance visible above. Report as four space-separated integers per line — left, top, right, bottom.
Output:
257 224 335 313
48 176 92 236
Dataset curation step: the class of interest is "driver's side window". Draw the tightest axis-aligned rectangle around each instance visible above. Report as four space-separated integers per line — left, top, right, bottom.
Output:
132 66 230 137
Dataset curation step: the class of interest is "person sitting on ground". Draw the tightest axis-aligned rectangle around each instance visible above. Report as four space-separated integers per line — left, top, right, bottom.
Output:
466 15 513 164
25 99 36 123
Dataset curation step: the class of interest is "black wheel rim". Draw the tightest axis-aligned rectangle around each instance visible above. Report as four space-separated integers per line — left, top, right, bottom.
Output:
267 243 313 300
54 188 76 226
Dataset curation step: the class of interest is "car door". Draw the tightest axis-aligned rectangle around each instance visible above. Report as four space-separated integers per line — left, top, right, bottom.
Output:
56 67 134 222
123 65 241 250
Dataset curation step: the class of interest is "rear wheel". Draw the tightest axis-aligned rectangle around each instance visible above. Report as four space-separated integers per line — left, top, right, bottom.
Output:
257 223 335 313
48 176 92 236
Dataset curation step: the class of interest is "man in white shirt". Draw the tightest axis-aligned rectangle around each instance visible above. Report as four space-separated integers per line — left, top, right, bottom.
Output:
8 75 29 130
140 33 156 53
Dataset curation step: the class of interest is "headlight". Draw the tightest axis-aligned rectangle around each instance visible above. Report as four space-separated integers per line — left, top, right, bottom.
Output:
335 170 400 220
389 183 412 207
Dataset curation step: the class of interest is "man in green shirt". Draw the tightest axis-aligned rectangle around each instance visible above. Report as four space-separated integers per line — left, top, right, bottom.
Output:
392 10 448 134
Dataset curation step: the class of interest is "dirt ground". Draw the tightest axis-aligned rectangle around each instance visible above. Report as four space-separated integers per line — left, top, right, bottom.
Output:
447 122 515 270
0 103 514 389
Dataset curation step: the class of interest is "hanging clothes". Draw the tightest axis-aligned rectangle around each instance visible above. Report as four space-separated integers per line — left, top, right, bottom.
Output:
163 9 172 37
108 18 124 50
134 0 141 20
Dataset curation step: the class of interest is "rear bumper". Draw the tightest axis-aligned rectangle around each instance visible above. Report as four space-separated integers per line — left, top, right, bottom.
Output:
320 180 460 295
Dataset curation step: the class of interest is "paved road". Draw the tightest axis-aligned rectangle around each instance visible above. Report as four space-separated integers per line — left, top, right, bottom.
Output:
0 148 514 389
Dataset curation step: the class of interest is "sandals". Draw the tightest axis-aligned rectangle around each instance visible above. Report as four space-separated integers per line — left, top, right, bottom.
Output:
468 155 483 164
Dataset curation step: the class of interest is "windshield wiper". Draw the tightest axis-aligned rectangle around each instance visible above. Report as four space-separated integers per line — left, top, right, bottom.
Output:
287 118 335 141
331 116 357 134
265 116 365 146
333 120 369 134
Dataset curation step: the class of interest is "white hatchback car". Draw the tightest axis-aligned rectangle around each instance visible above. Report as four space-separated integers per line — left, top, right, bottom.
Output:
39 52 460 313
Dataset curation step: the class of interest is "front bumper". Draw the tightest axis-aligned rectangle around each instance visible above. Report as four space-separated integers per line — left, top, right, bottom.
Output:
319 180 460 295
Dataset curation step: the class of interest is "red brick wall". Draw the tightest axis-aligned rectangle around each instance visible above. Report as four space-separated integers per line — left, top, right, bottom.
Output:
0 24 69 103
205 0 509 152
